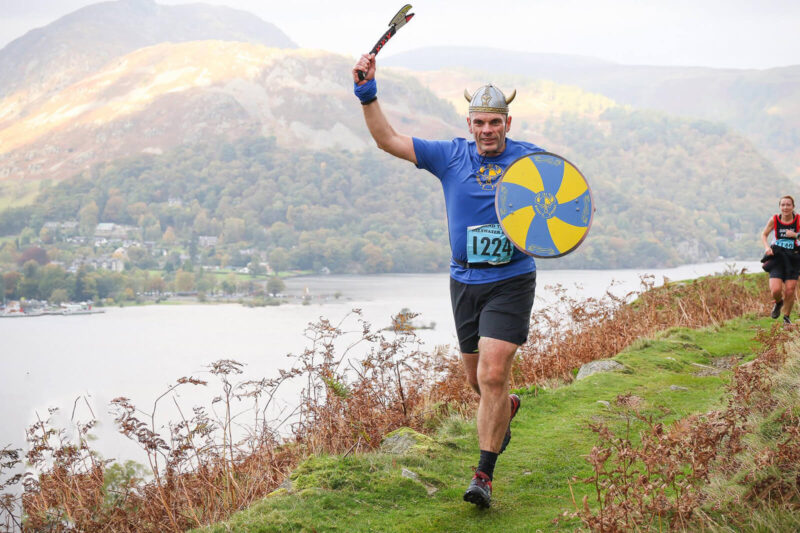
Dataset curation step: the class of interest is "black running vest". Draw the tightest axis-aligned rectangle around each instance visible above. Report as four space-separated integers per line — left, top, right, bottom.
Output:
773 214 800 250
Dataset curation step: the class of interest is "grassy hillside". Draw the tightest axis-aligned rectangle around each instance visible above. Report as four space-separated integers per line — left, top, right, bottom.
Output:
195 316 778 532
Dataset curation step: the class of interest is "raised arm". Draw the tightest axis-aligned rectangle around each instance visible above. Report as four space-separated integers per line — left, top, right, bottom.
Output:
352 54 417 165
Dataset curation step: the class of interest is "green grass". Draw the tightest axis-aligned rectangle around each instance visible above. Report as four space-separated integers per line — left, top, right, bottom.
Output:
195 315 771 533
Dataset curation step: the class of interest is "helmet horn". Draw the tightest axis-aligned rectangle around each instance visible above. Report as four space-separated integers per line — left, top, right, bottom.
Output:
506 89 516 105
464 89 472 102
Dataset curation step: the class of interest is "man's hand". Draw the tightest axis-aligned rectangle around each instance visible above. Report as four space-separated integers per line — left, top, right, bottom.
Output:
353 54 376 84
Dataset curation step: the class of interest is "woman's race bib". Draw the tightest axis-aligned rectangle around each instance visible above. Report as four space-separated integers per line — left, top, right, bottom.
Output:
466 224 514 264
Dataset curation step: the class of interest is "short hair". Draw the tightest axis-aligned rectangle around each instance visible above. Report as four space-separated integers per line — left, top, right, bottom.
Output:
780 195 795 207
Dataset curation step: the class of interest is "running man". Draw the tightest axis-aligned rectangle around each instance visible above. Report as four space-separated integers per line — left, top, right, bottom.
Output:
352 53 543 507
761 195 800 325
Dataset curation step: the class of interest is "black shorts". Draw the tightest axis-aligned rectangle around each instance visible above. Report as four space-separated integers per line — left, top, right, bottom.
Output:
767 252 800 281
449 271 536 353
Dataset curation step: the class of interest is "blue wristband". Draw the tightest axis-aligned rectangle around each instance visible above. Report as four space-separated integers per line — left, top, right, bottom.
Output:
354 79 377 105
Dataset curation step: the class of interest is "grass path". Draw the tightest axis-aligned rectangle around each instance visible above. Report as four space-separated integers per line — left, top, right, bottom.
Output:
197 316 769 533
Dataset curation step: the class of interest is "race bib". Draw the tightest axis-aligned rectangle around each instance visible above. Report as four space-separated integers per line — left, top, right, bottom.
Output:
467 224 514 264
776 238 795 250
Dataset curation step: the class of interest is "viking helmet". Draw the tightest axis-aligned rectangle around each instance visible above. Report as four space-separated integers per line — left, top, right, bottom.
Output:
463 84 516 114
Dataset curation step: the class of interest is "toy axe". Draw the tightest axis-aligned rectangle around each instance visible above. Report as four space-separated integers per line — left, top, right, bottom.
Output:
357 4 415 81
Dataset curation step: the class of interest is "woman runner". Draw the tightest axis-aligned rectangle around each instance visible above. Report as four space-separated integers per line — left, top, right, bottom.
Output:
761 195 800 324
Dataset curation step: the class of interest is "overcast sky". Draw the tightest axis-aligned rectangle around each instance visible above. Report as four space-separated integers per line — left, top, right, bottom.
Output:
2 0 799 69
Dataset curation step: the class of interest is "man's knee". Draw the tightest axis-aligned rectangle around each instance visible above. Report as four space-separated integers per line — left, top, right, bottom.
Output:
476 338 517 389
477 362 510 390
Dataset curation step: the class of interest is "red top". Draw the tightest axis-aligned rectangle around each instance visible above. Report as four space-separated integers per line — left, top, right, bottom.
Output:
774 214 800 247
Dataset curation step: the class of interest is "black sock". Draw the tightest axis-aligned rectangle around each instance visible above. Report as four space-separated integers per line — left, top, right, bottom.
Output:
477 450 498 480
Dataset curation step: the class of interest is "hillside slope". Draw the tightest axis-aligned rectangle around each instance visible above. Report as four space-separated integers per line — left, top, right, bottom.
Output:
386 47 800 179
195 316 771 532
0 42 460 181
0 0 295 104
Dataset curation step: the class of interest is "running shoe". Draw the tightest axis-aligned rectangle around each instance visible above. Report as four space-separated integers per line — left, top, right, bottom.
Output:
784 315 792 326
463 470 492 508
499 393 521 454
772 300 784 319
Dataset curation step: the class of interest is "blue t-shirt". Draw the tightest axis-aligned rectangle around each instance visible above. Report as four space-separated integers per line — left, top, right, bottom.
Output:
413 137 543 284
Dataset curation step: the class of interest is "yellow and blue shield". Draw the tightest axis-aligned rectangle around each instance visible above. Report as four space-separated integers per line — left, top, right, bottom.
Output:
495 152 594 258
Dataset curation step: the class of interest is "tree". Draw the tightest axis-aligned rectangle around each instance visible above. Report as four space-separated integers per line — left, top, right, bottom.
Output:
361 243 393 273
127 202 149 220
92 271 118 300
162 226 177 245
21 259 40 280
126 246 148 265
19 227 36 246
0 242 18 264
189 233 199 263
39 226 55 244
17 260 41 298
79 202 99 236
247 260 266 277
267 222 296 249
219 143 237 162
145 275 166 294
268 247 289 274
175 271 195 293
18 246 49 266
50 288 69 304
222 217 246 243
193 211 211 235
102 195 126 222
38 264 69 301
74 266 98 301
195 274 216 294
144 223 162 242
2 271 21 300
267 277 285 297
221 274 237 295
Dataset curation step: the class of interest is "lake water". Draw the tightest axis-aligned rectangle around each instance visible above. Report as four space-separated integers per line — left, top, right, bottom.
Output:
0 261 760 463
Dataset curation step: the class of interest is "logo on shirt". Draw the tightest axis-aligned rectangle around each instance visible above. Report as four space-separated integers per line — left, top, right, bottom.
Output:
475 164 503 190
534 191 557 219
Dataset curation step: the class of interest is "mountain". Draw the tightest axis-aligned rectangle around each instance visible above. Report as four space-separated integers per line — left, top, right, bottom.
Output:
0 41 790 269
0 5 793 270
0 41 460 181
0 0 296 108
8 91 789 271
384 47 800 179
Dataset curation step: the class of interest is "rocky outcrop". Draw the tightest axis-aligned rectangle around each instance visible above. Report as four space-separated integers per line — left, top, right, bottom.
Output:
576 359 625 381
